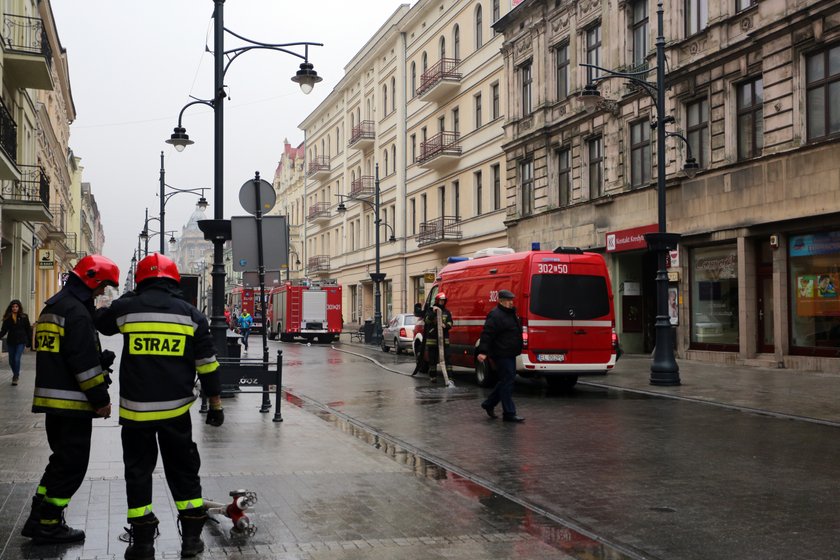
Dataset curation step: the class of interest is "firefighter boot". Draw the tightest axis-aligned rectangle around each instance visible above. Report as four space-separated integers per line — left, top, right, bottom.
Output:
179 510 207 558
20 494 44 538
32 502 85 544
124 514 158 560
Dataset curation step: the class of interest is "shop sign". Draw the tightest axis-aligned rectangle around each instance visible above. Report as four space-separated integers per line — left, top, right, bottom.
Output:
38 249 54 269
605 224 658 253
695 252 737 279
423 273 436 282
789 232 840 257
667 271 680 282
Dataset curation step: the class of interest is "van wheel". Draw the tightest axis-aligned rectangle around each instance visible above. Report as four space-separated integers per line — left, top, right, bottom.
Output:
475 360 497 388
546 376 578 391
381 338 389 352
393 339 402 354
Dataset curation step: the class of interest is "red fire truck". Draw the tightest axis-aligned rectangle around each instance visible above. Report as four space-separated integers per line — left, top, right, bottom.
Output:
267 279 342 343
227 286 266 334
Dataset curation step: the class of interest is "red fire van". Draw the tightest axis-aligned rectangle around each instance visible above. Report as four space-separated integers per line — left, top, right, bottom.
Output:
416 247 618 389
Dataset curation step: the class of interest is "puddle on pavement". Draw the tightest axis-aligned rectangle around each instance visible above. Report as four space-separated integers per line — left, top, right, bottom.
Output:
285 390 645 560
414 385 480 404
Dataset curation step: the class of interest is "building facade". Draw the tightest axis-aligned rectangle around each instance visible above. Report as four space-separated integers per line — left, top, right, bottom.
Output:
299 0 513 325
495 0 840 372
270 138 306 281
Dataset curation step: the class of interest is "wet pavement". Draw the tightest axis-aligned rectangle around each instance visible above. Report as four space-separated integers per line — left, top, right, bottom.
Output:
1 335 839 559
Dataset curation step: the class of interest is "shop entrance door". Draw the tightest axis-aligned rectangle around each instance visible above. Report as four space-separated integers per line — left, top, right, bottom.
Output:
757 268 774 353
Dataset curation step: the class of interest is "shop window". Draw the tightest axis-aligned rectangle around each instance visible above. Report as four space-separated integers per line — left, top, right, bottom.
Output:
690 245 739 349
789 232 840 356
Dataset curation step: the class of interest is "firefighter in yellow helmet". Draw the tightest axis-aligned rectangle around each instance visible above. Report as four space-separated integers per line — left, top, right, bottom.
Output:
95 253 222 560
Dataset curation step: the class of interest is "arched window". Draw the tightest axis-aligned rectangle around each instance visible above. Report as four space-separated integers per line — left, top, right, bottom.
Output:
326 136 330 156
422 51 428 72
391 77 396 112
336 126 341 150
383 149 389 175
356 108 361 124
453 24 460 60
475 4 483 49
439 36 446 59
383 84 388 115
391 145 396 173
410 62 417 97
320 139 325 157
350 112 355 128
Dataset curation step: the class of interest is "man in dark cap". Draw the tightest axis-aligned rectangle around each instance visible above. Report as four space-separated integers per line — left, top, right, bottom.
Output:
476 289 524 422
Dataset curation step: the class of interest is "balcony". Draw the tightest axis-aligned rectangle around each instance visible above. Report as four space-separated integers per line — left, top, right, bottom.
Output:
417 216 462 248
307 201 331 223
308 255 331 275
2 14 53 90
348 120 375 151
416 58 462 103
307 155 330 179
349 176 375 199
417 131 462 169
0 164 50 222
62 232 79 257
45 204 66 240
0 98 18 180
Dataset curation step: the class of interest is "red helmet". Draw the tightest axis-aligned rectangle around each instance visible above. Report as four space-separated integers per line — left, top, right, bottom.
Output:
135 253 181 285
71 255 120 290
435 292 447 302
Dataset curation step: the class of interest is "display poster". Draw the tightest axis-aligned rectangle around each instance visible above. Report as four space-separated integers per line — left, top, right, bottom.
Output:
796 272 840 316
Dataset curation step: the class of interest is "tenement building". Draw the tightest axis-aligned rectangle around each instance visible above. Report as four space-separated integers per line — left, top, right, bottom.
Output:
270 139 306 281
300 0 513 324
494 0 840 371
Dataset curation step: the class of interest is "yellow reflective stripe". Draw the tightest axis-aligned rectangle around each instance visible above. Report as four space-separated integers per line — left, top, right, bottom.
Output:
79 373 106 392
33 396 94 412
40 519 59 525
127 505 153 519
36 322 65 336
119 322 193 335
196 361 219 374
44 496 71 507
175 498 204 511
37 486 46 496
119 400 193 422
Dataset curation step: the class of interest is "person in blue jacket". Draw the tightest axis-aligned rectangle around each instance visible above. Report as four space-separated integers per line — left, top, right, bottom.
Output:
237 311 253 350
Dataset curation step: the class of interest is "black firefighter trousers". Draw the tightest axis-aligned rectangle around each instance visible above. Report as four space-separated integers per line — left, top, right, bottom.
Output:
122 413 203 520
39 414 92 517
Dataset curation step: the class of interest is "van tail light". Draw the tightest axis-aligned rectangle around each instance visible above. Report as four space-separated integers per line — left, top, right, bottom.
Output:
399 328 407 337
522 325 529 349
611 327 619 354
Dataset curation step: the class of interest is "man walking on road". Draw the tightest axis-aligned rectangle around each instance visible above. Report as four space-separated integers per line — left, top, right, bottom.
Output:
477 289 525 422
96 253 223 560
23 255 119 543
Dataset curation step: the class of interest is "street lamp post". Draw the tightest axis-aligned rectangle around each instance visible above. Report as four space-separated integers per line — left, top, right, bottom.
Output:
139 209 177 257
579 1 698 386
165 1 323 355
159 151 209 255
336 164 396 346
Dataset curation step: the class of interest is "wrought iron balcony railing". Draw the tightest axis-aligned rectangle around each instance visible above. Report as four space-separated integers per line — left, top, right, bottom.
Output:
0 97 17 164
307 155 330 177
349 120 375 146
417 216 463 247
416 58 462 97
1 164 48 204
48 204 66 232
308 255 330 274
417 131 462 164
2 14 52 61
349 176 375 199
307 201 331 221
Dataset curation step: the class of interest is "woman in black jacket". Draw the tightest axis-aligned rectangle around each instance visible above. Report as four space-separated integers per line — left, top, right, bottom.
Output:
0 299 33 385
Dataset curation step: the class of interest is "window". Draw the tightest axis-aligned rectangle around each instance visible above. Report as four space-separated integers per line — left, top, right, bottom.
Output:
391 145 396 173
411 198 416 235
736 0 757 11
383 84 388 115
685 0 708 36
438 116 445 133
788 231 840 355
475 4 483 49
555 44 569 100
422 52 428 73
630 120 651 187
588 136 604 199
452 107 460 133
493 0 500 30
383 149 389 175
491 82 500 119
453 24 460 60
411 134 416 162
557 147 571 206
391 77 396 112
687 98 709 167
421 126 427 145
521 60 533 115
411 62 416 97
438 186 446 217
691 245 739 348
531 275 610 320
421 193 427 223
586 24 602 82
520 160 534 216
492 163 501 210
806 45 840 141
453 180 460 219
475 170 483 215
737 78 764 159
632 0 648 67
474 93 483 128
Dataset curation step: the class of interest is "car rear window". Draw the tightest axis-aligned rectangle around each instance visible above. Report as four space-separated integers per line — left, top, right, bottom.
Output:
402 315 417 325
530 274 610 320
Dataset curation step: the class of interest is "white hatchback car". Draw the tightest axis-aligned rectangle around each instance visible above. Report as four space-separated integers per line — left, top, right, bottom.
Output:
380 313 418 354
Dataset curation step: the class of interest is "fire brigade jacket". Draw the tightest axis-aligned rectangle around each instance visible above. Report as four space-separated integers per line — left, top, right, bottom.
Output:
32 279 110 417
95 280 220 426
423 304 452 345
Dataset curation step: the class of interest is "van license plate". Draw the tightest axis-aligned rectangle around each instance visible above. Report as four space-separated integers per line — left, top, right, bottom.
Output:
538 353 565 362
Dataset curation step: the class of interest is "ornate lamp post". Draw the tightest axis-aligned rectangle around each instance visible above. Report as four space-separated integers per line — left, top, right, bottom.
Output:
158 151 208 255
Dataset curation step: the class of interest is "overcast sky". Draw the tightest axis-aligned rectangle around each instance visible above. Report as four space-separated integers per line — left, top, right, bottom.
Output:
51 0 409 285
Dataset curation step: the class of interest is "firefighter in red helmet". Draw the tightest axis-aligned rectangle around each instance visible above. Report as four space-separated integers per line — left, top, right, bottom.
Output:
423 292 453 383
22 255 119 543
95 253 222 560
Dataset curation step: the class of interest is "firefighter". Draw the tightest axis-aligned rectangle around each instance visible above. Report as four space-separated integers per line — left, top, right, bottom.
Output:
22 255 118 543
95 253 223 560
423 292 452 383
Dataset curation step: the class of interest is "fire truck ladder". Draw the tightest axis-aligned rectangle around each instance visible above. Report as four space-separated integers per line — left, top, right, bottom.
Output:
289 288 302 331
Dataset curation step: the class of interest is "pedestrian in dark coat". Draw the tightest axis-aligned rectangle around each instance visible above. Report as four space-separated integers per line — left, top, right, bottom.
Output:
477 290 525 422
0 299 33 384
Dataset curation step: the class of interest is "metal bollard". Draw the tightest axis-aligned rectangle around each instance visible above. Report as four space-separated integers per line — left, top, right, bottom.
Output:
273 349 283 422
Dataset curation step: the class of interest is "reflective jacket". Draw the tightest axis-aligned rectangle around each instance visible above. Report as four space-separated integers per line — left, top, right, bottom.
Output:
33 279 110 417
423 305 452 345
95 280 220 426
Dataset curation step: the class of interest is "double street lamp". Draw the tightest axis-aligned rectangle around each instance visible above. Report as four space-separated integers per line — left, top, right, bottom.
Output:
164 0 322 354
336 163 396 346
578 0 700 386
139 208 177 257
158 151 208 255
